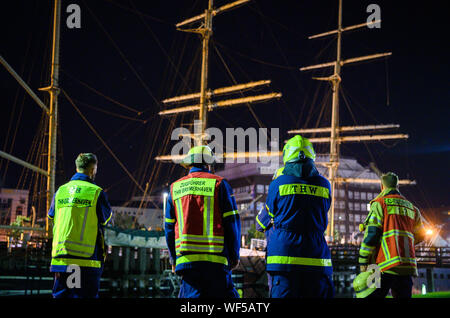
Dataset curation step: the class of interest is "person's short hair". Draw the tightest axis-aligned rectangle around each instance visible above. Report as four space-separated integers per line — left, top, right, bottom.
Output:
381 172 399 188
75 153 97 171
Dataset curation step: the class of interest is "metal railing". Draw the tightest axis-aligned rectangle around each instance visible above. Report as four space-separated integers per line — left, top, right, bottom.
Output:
329 244 450 267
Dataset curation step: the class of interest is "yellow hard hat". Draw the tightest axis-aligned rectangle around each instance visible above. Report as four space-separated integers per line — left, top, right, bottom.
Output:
353 270 377 298
283 135 316 164
180 145 216 168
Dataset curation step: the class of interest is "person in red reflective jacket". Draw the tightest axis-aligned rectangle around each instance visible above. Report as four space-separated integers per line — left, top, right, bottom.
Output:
164 146 241 298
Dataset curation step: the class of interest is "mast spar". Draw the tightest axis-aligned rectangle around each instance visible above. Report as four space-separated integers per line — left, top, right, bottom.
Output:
156 0 282 160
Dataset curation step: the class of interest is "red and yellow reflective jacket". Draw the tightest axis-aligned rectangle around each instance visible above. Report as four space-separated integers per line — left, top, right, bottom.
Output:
165 167 241 272
171 171 226 255
359 188 424 276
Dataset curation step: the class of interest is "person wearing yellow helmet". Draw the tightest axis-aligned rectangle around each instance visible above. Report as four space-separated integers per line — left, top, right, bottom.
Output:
256 135 334 298
356 171 425 298
179 145 217 169
164 145 241 298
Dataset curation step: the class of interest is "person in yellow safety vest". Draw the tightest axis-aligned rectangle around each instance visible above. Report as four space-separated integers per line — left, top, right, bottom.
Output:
164 145 241 298
47 153 112 298
357 172 425 298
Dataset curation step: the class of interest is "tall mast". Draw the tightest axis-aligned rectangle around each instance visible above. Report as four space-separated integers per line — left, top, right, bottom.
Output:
290 0 413 241
328 0 343 243
197 0 213 146
40 0 61 234
156 0 281 161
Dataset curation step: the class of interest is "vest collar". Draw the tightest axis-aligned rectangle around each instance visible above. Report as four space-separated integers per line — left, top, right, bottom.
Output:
189 167 212 174
71 172 95 184
371 187 401 204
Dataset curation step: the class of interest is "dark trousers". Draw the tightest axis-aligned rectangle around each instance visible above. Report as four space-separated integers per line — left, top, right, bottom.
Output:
178 267 239 298
269 271 335 298
52 268 102 298
367 273 413 298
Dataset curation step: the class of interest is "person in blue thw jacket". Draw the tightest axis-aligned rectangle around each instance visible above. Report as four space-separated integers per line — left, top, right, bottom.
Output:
256 135 335 298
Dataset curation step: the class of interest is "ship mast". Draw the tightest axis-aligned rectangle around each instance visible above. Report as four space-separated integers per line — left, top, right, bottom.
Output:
40 0 61 233
0 0 61 234
289 0 413 241
156 0 281 157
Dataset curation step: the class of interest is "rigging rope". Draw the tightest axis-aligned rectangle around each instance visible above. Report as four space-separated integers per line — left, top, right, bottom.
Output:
62 70 142 115
129 0 194 94
83 0 161 111
62 89 144 192
73 98 148 123
212 42 268 136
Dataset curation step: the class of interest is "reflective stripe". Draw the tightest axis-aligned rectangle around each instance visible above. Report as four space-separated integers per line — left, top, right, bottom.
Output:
278 183 329 199
176 235 224 243
358 257 369 264
267 256 332 267
79 206 89 242
58 240 95 248
175 198 184 238
176 254 228 266
176 244 224 253
56 247 92 256
172 178 216 201
367 223 382 229
223 210 239 218
266 204 274 218
361 242 375 251
102 211 112 226
379 256 416 270
165 218 176 223
368 215 383 224
384 197 414 210
383 229 414 240
51 257 101 268
203 196 213 236
382 237 391 260
256 215 266 230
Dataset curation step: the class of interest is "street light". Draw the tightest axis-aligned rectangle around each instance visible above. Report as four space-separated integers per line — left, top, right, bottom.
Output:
425 229 434 236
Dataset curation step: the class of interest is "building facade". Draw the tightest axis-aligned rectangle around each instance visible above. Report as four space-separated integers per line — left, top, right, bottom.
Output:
0 188 29 225
111 195 164 231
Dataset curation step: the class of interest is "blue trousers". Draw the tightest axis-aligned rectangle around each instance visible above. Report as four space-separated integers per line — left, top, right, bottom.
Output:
269 271 335 298
52 268 102 298
178 267 239 298
366 273 413 298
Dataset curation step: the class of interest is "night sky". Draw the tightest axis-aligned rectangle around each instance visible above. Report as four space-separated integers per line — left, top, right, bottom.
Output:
1 1 449 225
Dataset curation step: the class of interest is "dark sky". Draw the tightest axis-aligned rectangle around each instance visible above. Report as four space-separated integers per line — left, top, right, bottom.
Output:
1 1 449 223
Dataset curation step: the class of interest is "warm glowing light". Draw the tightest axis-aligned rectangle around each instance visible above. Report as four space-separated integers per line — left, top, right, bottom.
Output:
425 229 433 236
